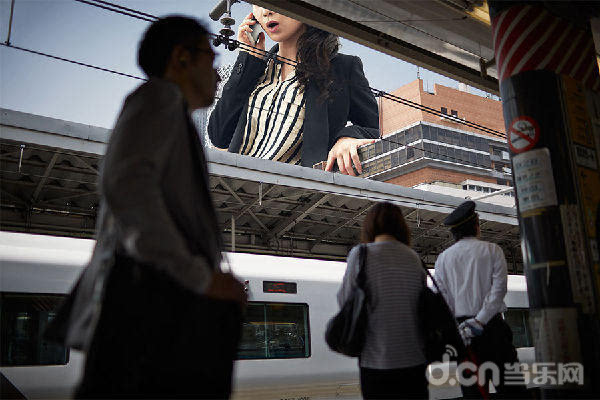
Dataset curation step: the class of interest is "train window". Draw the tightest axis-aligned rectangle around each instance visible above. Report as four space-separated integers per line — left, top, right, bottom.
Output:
237 302 310 360
504 308 533 348
0 293 69 366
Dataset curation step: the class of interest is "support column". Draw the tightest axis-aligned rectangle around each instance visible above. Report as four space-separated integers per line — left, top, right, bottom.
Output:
489 2 600 396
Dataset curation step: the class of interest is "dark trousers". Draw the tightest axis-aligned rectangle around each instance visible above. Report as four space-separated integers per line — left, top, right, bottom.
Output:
360 364 428 399
458 315 529 399
76 256 242 399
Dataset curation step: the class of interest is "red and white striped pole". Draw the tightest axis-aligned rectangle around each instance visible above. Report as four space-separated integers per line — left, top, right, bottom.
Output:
489 2 600 397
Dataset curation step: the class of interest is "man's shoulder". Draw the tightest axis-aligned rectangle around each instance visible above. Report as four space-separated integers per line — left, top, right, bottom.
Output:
438 240 462 257
471 238 503 253
127 78 184 109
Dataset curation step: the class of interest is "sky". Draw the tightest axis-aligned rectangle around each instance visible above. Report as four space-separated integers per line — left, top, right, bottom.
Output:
1 0 474 129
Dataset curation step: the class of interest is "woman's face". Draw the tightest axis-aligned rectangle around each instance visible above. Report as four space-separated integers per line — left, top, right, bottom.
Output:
253 6 305 44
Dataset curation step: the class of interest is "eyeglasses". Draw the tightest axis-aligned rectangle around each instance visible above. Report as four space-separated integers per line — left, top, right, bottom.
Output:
185 45 215 58
195 48 215 57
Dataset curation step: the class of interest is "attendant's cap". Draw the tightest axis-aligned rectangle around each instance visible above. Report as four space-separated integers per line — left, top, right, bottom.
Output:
443 200 477 228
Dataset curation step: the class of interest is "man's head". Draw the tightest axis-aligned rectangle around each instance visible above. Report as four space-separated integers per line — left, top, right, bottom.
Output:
138 16 218 109
444 200 480 242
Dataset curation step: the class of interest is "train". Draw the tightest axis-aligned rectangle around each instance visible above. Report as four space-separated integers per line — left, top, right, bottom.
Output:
0 231 533 399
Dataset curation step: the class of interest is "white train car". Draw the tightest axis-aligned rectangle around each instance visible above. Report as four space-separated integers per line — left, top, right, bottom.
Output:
0 232 534 399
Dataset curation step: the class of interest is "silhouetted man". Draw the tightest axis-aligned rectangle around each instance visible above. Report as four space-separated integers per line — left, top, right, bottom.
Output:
435 201 527 399
53 16 246 398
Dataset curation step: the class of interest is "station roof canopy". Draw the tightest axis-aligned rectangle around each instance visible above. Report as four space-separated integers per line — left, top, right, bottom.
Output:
251 1 599 97
253 0 500 95
0 108 522 270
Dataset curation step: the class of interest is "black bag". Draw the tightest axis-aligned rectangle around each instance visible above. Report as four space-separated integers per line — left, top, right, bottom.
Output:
325 245 368 357
419 263 466 363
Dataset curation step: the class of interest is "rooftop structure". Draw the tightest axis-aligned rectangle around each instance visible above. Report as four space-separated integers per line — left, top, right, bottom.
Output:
345 79 514 207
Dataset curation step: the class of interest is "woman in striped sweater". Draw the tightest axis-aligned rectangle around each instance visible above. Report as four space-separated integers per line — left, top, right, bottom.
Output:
338 202 428 399
208 5 379 174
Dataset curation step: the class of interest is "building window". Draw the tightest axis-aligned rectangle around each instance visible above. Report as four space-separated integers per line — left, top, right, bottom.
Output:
441 107 448 115
237 302 310 360
422 125 430 139
382 139 390 154
1 293 69 366
407 147 415 159
451 110 458 117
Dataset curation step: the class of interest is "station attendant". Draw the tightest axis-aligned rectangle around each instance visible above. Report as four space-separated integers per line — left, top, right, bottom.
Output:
48 17 246 398
434 201 527 399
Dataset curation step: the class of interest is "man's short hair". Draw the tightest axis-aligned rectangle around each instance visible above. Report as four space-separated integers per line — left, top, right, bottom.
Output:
138 15 208 78
450 214 478 242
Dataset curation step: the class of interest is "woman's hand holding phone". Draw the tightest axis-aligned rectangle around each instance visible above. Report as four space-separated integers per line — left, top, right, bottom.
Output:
238 12 265 59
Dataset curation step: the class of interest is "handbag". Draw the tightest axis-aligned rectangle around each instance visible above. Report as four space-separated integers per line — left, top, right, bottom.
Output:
325 244 368 357
419 262 466 363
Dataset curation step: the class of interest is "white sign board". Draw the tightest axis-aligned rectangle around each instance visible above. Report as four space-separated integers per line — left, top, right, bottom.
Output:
513 148 558 212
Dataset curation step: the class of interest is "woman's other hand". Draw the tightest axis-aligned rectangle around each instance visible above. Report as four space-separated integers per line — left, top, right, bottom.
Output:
325 137 376 176
238 12 265 59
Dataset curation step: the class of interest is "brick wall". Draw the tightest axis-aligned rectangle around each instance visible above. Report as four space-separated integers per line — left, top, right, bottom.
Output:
384 167 497 187
380 80 423 136
381 79 506 138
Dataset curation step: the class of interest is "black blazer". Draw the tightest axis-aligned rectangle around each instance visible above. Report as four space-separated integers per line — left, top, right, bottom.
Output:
208 46 380 167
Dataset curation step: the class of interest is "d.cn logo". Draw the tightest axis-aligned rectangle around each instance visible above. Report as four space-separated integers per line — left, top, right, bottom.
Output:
427 345 500 388
427 346 585 387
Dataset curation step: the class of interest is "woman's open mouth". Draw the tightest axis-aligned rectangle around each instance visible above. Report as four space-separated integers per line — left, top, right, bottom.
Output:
266 21 279 33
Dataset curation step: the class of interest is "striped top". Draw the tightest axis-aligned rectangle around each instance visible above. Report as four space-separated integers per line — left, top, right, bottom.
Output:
239 59 306 164
337 241 427 369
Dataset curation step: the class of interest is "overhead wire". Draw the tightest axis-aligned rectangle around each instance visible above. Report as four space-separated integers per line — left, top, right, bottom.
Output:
0 42 502 171
65 0 506 138
1 0 509 171
72 0 156 22
0 42 146 81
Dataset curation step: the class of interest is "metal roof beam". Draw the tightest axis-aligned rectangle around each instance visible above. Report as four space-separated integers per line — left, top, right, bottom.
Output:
310 202 374 252
73 155 99 174
218 177 269 232
31 153 58 202
269 193 332 239
1 188 28 206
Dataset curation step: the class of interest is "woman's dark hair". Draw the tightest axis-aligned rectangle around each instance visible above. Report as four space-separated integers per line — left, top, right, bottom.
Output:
295 25 339 101
361 202 410 245
138 16 208 78
450 214 479 242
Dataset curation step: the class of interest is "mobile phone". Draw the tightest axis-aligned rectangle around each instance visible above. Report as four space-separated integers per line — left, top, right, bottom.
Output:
246 17 264 46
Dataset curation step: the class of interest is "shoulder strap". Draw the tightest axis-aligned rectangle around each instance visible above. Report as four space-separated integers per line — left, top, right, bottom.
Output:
356 244 367 288
420 260 457 324
420 259 443 293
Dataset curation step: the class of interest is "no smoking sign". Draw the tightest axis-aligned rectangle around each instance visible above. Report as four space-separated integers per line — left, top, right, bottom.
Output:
508 116 540 153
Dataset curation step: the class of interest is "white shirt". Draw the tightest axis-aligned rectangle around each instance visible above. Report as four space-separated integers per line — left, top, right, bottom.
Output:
433 237 507 325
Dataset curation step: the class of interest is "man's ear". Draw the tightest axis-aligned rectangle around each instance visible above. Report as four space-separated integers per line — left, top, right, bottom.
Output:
170 45 190 69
